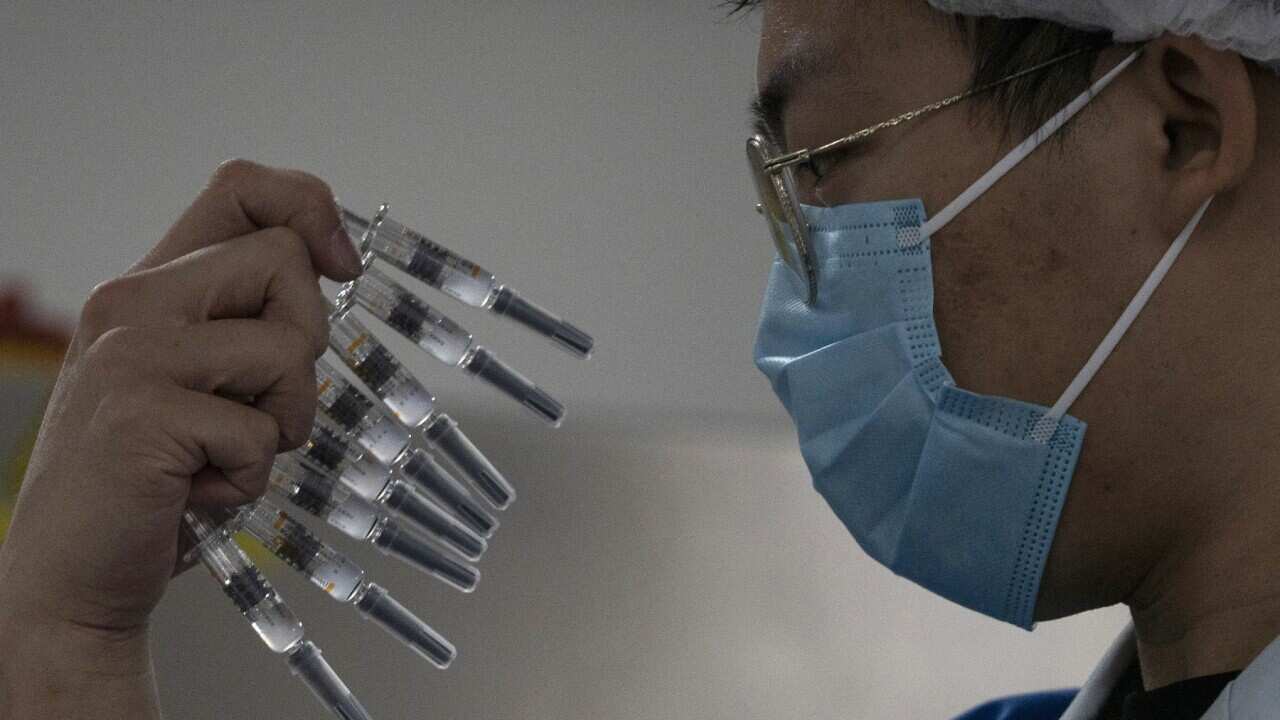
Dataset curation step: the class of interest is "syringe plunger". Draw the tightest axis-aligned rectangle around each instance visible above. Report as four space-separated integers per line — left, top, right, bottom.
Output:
380 480 487 561
372 519 480 593
354 583 456 669
422 414 514 510
400 447 498 536
491 286 594 358
287 641 374 720
462 347 564 426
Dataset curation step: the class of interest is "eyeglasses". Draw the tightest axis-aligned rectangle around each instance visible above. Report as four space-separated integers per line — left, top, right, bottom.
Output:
746 47 1096 305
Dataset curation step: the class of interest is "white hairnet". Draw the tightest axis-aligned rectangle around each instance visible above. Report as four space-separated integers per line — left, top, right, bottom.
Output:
926 1 1280 72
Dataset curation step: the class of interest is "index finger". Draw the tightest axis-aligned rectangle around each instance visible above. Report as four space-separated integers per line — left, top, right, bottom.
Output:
131 158 364 281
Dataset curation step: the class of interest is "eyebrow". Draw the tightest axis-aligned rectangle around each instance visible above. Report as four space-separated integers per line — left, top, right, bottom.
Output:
749 46 833 148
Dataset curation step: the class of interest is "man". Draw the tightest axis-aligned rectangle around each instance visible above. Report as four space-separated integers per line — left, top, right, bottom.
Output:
741 1 1280 717
3 2 1280 719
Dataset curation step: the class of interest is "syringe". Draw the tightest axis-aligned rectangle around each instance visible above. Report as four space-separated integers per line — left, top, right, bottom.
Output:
182 510 304 653
295 422 486 561
314 360 504 529
349 264 472 366
287 642 376 720
418 414 514 511
340 204 593 358
236 499 457 668
315 357 413 466
323 322 518 509
268 458 480 593
327 312 436 428
124 192 592 718
181 512 373 720
331 295 564 426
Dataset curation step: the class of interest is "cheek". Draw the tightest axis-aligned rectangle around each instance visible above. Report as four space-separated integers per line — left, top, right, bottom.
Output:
925 140 1150 407
928 206 1075 404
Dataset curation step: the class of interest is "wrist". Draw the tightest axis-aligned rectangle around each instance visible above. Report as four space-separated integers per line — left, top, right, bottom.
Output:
0 582 158 718
0 584 156 691
0 543 154 667
0 608 152 673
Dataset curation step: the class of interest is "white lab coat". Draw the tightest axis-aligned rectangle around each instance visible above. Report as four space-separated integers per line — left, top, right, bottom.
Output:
1058 623 1280 719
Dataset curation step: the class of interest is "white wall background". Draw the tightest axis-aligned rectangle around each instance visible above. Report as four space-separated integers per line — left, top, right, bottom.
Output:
1 2 1128 719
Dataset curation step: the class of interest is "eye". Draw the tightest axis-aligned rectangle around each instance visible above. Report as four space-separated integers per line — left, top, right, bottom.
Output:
798 148 851 186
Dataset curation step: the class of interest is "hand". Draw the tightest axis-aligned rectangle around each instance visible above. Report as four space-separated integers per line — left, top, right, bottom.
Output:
0 160 363 715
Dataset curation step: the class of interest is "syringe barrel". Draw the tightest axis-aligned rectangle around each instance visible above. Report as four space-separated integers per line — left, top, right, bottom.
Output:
272 456 338 515
354 583 456 669
286 641 374 720
323 488 384 542
327 451 395 504
342 207 497 307
490 286 594 358
353 265 473 366
399 447 498 537
381 479 486 561
462 347 564 426
239 501 366 602
271 458 382 541
371 519 480 593
421 414 515 510
300 440 483 559
330 314 436 427
182 511 304 654
316 359 413 465
299 422 358 475
317 360 375 429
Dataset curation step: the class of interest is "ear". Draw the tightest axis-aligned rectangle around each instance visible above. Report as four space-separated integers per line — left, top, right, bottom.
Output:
1133 34 1257 223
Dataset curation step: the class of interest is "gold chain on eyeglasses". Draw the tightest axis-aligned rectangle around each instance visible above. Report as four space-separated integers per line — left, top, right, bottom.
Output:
763 46 1097 172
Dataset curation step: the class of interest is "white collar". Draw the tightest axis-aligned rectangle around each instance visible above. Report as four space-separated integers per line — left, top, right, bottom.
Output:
1059 622 1280 720
1058 623 1137 720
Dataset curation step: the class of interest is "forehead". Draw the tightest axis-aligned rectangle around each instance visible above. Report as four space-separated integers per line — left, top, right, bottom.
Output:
756 1 961 98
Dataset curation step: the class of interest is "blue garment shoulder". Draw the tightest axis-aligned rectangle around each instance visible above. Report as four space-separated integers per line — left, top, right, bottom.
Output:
951 689 1078 720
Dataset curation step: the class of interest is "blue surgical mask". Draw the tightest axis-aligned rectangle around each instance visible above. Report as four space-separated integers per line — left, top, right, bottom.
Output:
753 50 1212 628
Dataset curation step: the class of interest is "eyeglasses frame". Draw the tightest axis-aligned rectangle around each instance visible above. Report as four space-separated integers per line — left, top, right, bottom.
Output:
750 45 1098 305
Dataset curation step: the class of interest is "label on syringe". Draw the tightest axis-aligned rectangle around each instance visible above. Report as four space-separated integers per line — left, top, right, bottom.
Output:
405 241 493 306
327 495 381 540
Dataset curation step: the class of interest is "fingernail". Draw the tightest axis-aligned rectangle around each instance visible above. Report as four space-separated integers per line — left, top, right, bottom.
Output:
331 226 364 277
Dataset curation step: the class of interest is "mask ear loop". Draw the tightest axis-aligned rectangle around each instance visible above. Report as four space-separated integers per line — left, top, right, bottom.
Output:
898 47 1177 444
917 48 1142 240
1028 196 1213 442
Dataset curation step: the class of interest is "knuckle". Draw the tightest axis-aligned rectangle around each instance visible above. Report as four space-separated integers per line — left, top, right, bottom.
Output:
259 234 327 355
291 175 339 226
80 275 139 337
275 324 319 448
242 470 272 500
249 413 281 469
276 320 312 360
296 172 336 208
94 384 162 432
210 157 260 187
265 226 310 267
277 398 316 451
80 327 154 389
257 414 282 456
84 325 143 366
309 300 331 357
286 282 332 358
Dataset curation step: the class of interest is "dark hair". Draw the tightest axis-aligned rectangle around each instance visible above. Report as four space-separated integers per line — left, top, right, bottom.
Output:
725 1 1116 138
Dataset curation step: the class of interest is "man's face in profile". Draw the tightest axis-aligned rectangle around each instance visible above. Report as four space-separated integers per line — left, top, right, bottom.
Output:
750 0 1263 624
